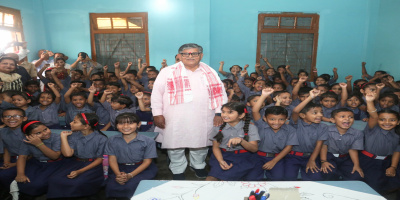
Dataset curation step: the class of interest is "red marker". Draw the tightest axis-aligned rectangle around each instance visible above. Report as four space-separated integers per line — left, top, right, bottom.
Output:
249 195 256 200
255 189 260 194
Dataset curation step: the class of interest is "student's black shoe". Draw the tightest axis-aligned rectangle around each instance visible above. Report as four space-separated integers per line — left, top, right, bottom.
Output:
190 167 208 179
172 173 186 180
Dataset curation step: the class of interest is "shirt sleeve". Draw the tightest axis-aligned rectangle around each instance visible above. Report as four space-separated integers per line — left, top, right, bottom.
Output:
350 129 364 150
151 68 168 116
285 125 299 146
104 138 115 156
94 136 107 158
248 124 260 142
51 134 61 152
143 138 157 159
318 124 329 141
18 142 30 156
237 76 251 95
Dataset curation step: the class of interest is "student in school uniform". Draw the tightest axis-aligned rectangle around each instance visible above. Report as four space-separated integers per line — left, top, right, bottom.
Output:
135 92 154 132
250 88 299 181
11 92 40 121
15 121 64 199
46 113 107 199
237 69 267 102
285 88 328 181
359 91 400 193
320 108 364 180
0 108 27 188
320 83 348 122
105 113 158 199
205 102 259 181
32 83 62 129
63 83 95 128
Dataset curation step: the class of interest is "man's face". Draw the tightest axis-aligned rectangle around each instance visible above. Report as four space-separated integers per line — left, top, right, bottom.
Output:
179 48 203 68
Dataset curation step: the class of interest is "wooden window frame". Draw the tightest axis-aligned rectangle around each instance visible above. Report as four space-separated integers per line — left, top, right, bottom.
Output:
256 13 319 80
89 12 150 65
0 6 25 52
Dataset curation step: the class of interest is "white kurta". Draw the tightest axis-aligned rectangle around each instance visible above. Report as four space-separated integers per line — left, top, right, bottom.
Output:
152 64 225 149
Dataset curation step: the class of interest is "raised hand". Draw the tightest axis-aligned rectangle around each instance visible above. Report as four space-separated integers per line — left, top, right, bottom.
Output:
362 62 366 66
333 68 337 72
339 83 347 88
114 62 120 68
88 84 96 93
345 75 353 82
299 76 308 82
376 83 385 90
261 87 274 97
141 63 147 68
219 61 224 65
127 62 133 67
365 91 376 102
244 64 249 70
103 90 113 95
255 63 261 68
135 92 144 99
240 70 248 77
47 83 55 88
286 65 290 70
103 65 108 71
309 88 320 98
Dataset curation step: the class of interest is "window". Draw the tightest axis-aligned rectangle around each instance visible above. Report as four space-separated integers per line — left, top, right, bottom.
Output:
0 6 24 53
90 13 149 70
256 13 319 79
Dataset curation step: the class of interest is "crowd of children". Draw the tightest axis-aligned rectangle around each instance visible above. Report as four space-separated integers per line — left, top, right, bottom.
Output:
1 49 400 199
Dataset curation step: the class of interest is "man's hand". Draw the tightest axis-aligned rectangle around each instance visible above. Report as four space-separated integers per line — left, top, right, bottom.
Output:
154 115 166 129
213 116 223 127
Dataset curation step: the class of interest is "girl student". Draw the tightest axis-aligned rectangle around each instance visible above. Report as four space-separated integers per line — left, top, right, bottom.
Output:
345 93 368 121
15 120 64 198
250 88 299 181
360 91 400 193
32 83 62 129
218 61 242 82
205 102 259 181
46 113 107 199
11 92 40 121
105 113 158 199
237 69 267 102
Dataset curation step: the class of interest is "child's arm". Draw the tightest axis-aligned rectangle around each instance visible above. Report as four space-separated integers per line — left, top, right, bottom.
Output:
108 155 123 184
263 145 292 170
127 79 144 92
47 83 61 104
82 64 88 80
387 76 400 89
349 149 364 178
262 57 274 69
320 144 335 174
339 83 348 107
37 64 49 81
306 140 324 173
345 75 353 93
87 85 96 107
274 95 282 106
361 62 370 79
386 152 400 177
70 57 82 69
237 70 250 93
365 91 378 129
376 83 385 103
255 63 262 76
119 72 129 91
103 65 109 81
285 65 295 78
123 62 133 75
60 131 74 157
291 88 320 123
24 135 61 160
279 69 290 86
101 122 111 131
332 68 338 82
252 88 274 121
160 59 168 70
126 158 153 181
312 67 318 79
292 76 307 100
64 83 79 104
68 157 102 179
15 155 29 183
114 62 121 79
100 90 113 103
50 69 64 90
0 148 16 169
218 61 228 76
226 138 258 153
135 92 151 112
137 60 147 80
212 140 233 170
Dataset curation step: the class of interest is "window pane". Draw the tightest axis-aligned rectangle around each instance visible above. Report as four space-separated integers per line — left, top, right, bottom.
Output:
263 17 278 28
296 17 312 29
127 17 143 29
4 13 14 27
0 30 13 51
112 18 127 29
97 18 112 29
280 17 295 28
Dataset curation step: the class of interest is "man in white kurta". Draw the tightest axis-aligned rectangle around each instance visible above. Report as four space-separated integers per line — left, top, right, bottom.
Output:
152 43 227 180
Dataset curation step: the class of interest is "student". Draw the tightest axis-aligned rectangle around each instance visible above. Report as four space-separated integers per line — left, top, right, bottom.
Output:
0 108 27 188
320 83 348 122
320 108 364 180
135 92 154 132
24 80 40 105
87 85 111 131
286 88 328 181
32 83 62 129
15 120 63 198
218 61 242 82
376 92 399 112
245 95 264 120
345 93 368 121
63 83 95 127
11 92 40 121
206 102 259 181
237 70 267 102
267 91 294 119
360 91 400 193
250 88 298 181
105 113 158 199
292 87 313 107
47 113 107 198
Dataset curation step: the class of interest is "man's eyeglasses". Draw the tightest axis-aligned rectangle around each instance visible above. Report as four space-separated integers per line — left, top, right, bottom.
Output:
180 52 201 57
3 115 24 119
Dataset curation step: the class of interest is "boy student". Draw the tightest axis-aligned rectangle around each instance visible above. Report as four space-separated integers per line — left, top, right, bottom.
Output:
320 83 348 122
286 88 328 181
320 108 364 181
0 108 27 187
63 83 94 126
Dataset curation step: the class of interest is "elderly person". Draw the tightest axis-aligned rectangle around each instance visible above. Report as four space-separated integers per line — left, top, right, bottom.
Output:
0 56 23 91
152 43 227 180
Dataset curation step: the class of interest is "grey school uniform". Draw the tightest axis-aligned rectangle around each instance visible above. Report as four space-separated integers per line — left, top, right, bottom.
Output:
222 72 240 82
254 118 298 153
364 126 399 156
105 134 157 163
210 121 259 151
33 102 61 127
265 103 295 119
324 125 364 154
290 119 328 153
25 106 40 121
0 128 25 156
322 104 341 118
346 107 367 120
64 103 95 125
19 134 61 160
376 104 399 112
68 130 108 159
237 76 262 102
102 101 136 128
139 73 150 91
93 102 110 125
0 135 3 154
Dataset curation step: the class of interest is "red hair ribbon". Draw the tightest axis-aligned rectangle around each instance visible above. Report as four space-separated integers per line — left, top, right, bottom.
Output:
94 122 98 127
22 121 41 133
219 130 222 132
244 133 248 136
360 83 368 89
26 92 32 97
81 113 89 125
329 90 334 92
244 108 248 114
93 91 100 96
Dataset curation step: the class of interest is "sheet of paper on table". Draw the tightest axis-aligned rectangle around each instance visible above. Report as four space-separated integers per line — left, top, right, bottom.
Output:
132 181 386 200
